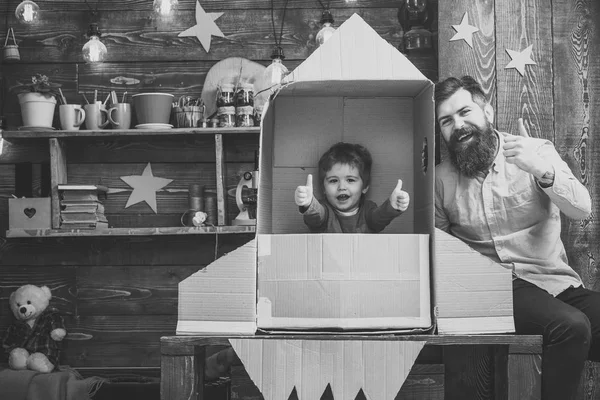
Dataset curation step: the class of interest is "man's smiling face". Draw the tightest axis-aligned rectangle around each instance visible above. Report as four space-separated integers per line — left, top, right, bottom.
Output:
436 88 498 177
436 88 491 144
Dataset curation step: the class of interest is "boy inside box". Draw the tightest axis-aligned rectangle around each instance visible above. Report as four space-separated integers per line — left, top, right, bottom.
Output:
294 142 410 233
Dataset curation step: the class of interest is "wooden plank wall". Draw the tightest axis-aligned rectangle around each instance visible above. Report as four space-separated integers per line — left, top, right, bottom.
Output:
0 1 438 399
439 0 600 399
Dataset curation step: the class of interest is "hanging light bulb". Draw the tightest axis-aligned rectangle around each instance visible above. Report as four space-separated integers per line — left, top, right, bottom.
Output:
15 0 40 24
404 25 432 50
264 46 289 86
153 0 178 16
316 10 336 47
82 23 107 63
406 0 427 13
405 0 428 27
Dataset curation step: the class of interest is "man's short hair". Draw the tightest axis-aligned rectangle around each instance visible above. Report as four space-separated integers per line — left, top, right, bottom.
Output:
435 76 488 107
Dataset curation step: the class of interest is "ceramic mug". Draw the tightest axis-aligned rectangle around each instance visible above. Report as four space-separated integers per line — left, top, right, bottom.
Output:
84 101 109 130
59 104 86 131
108 103 132 129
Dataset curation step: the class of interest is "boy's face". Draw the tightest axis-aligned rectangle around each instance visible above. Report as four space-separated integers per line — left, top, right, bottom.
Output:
323 163 369 213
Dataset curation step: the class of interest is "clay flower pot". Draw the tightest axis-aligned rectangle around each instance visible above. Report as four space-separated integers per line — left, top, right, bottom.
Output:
18 92 57 128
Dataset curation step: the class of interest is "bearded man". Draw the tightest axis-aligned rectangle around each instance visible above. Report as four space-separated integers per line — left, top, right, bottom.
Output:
434 76 597 400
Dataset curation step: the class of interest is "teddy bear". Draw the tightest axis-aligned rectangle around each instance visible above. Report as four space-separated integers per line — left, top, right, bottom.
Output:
2 284 66 373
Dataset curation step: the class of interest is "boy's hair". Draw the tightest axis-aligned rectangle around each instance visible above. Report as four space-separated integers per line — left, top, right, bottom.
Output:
434 75 488 108
318 142 372 188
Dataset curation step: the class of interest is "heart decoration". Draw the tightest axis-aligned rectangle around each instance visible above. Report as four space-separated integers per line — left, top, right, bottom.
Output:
24 208 36 218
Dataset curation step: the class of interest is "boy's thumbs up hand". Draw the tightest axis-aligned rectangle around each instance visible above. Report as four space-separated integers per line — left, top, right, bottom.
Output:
295 174 314 207
390 179 410 211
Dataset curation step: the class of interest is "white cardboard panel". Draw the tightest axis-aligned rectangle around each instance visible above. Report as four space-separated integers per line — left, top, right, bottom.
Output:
413 85 435 235
273 96 343 168
257 234 431 329
270 167 319 234
282 80 431 98
434 228 515 334
285 14 428 85
177 239 257 334
257 100 275 235
436 316 515 335
230 339 426 400
342 97 415 233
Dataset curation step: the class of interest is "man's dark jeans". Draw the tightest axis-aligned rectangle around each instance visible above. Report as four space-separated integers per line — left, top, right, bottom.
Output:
513 278 600 400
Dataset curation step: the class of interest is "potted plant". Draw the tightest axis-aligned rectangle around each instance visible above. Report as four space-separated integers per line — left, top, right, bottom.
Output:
13 73 62 129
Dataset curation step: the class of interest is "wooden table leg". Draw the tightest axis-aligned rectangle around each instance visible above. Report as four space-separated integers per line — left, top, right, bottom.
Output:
161 344 206 400
494 344 542 400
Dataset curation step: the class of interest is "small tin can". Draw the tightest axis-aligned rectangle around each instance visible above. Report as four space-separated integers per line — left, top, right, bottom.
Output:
217 106 236 128
217 84 235 107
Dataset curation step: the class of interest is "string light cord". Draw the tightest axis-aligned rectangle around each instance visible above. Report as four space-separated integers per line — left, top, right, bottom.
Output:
315 0 334 29
316 0 331 10
254 79 294 98
270 0 291 49
83 0 99 16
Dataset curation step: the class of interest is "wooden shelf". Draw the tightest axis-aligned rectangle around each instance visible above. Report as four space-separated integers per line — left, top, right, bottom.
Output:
6 225 256 238
4 127 259 238
1 127 260 139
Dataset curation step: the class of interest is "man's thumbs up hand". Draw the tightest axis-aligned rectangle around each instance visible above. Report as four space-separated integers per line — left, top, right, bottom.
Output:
390 179 410 211
295 174 314 207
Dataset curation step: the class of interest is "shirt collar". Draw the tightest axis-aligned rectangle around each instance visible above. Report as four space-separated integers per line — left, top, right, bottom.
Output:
491 130 504 173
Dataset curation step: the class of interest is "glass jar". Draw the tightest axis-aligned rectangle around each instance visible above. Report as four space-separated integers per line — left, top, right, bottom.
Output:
217 106 235 128
235 83 254 107
236 106 254 127
253 105 263 127
404 26 432 50
217 84 235 107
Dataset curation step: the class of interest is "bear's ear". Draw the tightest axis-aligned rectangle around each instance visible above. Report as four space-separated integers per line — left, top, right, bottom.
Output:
9 292 18 319
40 286 52 301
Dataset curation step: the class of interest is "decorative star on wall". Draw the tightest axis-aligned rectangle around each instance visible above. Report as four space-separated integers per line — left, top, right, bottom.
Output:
120 163 173 213
505 44 537 76
178 0 225 52
449 12 479 48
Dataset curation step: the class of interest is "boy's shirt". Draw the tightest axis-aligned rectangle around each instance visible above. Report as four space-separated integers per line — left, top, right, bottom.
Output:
300 197 402 233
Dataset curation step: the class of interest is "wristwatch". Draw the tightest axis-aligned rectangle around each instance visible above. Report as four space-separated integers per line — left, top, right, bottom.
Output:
537 171 555 188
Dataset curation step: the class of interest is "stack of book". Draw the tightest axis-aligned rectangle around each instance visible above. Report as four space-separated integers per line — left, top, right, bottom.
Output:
58 184 109 230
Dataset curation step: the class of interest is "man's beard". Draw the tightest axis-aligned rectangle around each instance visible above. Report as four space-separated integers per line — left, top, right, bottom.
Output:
447 121 498 178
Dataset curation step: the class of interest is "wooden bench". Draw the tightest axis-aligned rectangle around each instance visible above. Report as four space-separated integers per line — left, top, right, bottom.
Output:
160 334 542 400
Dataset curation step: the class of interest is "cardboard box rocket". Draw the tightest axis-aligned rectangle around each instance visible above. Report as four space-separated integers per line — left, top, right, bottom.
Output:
176 13 514 399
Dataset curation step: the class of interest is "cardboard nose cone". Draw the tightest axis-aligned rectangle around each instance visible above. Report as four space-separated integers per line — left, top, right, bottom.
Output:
132 93 174 124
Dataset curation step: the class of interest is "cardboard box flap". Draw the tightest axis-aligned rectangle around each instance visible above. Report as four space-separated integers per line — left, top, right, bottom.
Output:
283 13 429 88
230 338 426 400
278 80 431 98
257 234 431 330
434 228 515 334
177 239 257 335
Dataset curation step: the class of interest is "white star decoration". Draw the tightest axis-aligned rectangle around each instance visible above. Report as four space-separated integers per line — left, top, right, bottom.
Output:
505 44 537 76
450 12 479 48
178 0 225 52
120 163 173 213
